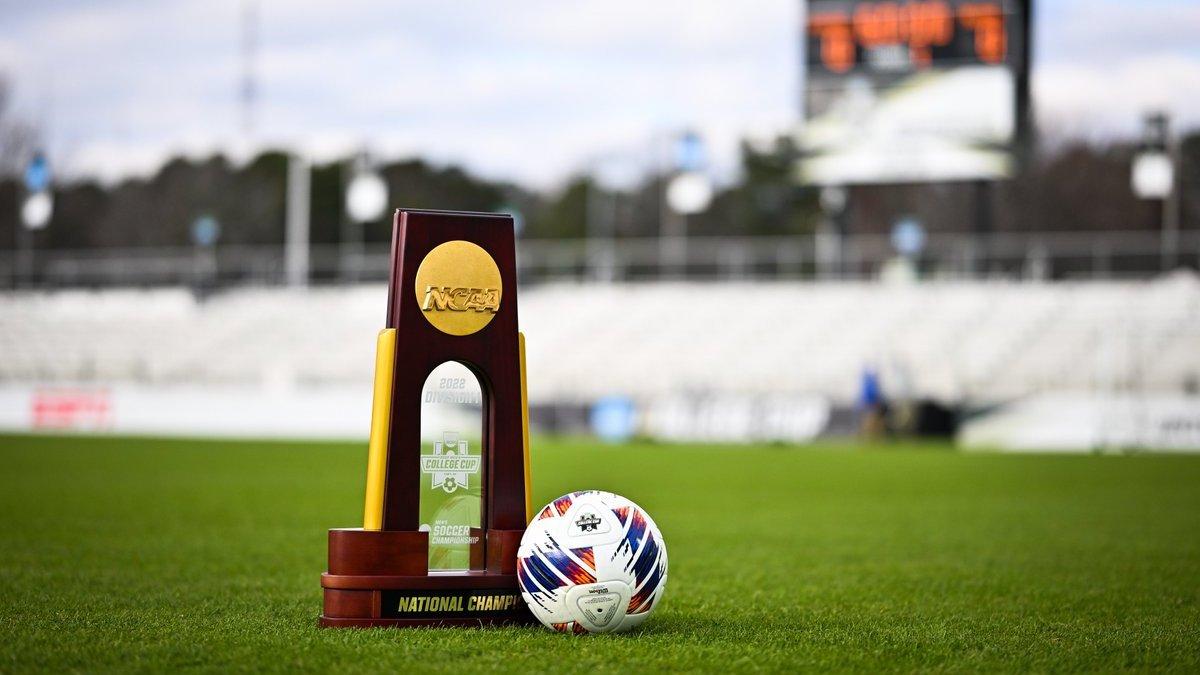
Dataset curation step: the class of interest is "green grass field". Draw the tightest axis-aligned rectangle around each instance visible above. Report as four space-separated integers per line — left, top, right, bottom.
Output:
1 434 1198 673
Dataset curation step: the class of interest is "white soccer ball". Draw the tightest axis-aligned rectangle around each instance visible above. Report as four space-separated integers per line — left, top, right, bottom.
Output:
518 490 668 634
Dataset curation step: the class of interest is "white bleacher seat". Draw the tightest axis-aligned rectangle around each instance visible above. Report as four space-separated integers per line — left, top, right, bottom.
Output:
1 274 1198 405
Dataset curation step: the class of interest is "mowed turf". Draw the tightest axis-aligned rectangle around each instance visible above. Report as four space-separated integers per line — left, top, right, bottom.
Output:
1 435 1198 673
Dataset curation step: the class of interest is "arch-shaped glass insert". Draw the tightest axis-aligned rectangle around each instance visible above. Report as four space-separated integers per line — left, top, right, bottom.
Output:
419 361 484 571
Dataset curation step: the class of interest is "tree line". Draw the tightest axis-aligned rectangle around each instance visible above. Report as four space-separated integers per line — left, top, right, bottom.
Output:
1 72 1197 254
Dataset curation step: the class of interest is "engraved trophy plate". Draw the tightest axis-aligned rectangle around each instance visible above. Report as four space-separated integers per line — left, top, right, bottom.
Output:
419 361 484 571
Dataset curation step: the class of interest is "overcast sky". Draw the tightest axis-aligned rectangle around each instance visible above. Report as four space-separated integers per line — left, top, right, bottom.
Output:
1 0 1198 187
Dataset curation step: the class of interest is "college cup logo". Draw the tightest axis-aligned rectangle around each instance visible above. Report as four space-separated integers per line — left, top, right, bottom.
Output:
421 432 482 493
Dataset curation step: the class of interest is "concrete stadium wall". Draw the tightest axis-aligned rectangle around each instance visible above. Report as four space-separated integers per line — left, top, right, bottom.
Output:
959 393 1200 452
0 384 371 440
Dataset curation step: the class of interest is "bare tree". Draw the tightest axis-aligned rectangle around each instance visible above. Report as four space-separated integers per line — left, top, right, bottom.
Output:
0 75 39 178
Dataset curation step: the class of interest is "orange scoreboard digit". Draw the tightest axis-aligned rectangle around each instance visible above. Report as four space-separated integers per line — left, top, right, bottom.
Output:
798 0 1030 185
807 0 1014 74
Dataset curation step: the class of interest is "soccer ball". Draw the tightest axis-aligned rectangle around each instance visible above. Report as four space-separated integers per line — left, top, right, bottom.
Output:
518 490 668 634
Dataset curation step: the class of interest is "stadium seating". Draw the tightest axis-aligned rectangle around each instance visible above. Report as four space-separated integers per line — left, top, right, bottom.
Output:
1 273 1197 405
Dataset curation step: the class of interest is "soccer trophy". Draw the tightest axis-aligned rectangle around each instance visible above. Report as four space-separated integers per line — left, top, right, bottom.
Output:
320 209 535 627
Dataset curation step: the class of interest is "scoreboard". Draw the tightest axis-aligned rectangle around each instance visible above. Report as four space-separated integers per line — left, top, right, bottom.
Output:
808 0 1013 74
798 0 1029 185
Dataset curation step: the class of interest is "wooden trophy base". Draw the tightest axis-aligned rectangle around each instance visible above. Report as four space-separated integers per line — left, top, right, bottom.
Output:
319 528 536 628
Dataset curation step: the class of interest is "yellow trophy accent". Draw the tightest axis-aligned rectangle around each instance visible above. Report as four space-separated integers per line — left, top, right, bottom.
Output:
519 331 533 523
363 328 397 530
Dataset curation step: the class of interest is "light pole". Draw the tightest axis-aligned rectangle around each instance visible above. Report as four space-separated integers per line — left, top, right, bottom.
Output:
816 185 847 280
1131 112 1179 271
342 153 388 282
585 151 641 282
190 214 220 293
285 154 311 287
18 151 53 288
660 131 712 278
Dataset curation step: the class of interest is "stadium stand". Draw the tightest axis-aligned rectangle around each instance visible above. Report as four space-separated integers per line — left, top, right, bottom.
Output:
1 273 1198 405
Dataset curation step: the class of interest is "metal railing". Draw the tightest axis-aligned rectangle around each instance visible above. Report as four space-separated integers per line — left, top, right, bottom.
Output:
0 229 1196 289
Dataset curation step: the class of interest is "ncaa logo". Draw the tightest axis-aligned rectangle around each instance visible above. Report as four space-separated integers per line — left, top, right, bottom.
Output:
413 240 503 336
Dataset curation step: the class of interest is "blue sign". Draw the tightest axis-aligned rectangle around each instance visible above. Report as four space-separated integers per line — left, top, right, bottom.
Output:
890 217 926 256
191 215 221 247
589 396 637 443
24 152 50 192
674 132 705 173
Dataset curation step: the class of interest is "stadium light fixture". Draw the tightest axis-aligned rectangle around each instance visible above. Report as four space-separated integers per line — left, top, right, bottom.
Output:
666 171 713 215
346 168 389 223
21 191 52 231
1131 153 1173 200
21 152 53 231
1132 112 1181 269
1132 112 1174 200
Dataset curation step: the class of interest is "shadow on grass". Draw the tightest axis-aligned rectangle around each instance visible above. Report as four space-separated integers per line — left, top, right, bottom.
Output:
306 612 766 642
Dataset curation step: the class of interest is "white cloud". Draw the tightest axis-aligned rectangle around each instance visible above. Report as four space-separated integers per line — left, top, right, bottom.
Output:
1039 1 1200 67
1035 54 1200 138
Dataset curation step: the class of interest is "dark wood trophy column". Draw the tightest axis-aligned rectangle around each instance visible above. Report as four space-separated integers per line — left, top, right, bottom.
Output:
320 209 535 628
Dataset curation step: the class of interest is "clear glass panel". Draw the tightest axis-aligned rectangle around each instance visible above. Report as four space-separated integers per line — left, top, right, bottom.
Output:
418 361 484 571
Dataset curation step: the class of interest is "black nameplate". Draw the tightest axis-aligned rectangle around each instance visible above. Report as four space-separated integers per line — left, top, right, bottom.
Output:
380 589 525 619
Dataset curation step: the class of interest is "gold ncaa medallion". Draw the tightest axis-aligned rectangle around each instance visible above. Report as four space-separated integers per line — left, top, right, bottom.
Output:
414 240 502 336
